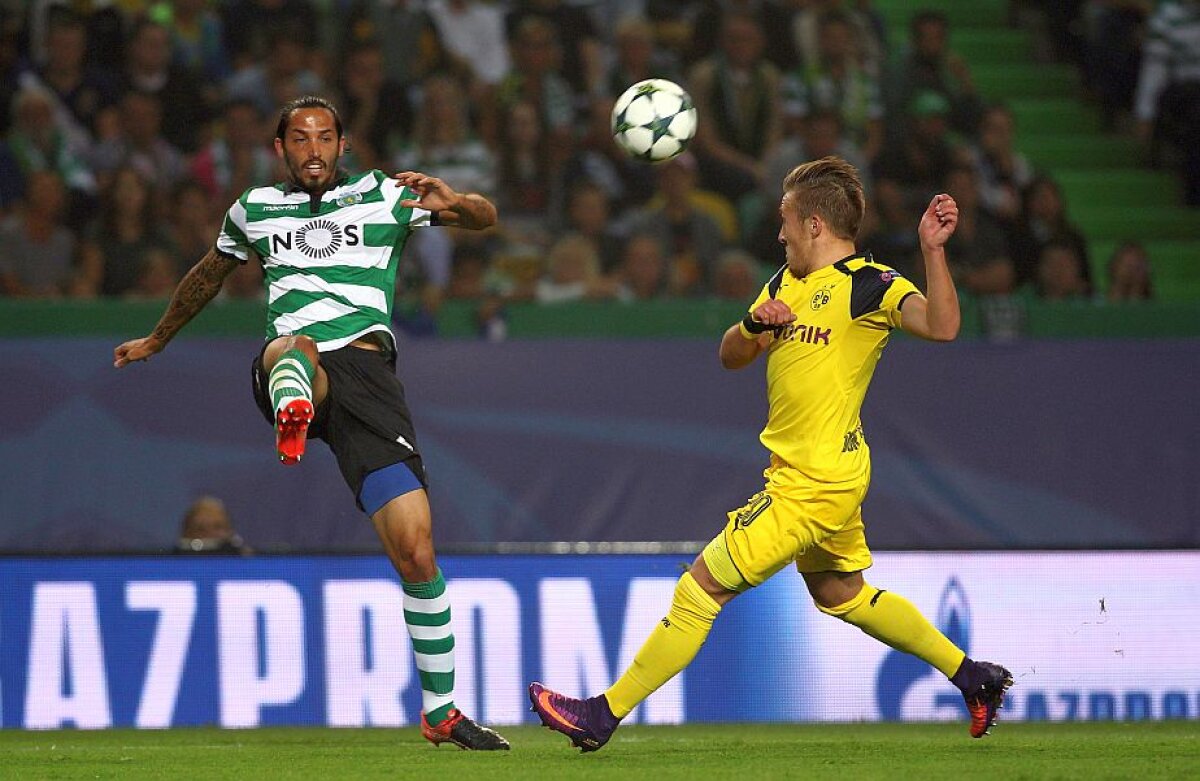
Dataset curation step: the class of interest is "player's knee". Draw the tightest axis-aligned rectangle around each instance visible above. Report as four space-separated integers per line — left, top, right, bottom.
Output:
395 544 437 583
690 553 741 606
814 581 878 620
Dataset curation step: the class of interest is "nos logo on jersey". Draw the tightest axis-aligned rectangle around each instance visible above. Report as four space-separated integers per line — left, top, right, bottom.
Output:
271 219 361 258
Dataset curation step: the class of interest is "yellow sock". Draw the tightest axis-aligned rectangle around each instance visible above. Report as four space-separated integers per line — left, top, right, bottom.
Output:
604 572 721 718
820 583 965 678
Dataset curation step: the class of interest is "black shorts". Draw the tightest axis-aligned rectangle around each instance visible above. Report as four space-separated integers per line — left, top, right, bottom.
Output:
252 342 428 507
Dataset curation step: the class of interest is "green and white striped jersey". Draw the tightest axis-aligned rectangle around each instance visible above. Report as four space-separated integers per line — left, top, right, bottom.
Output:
216 169 433 351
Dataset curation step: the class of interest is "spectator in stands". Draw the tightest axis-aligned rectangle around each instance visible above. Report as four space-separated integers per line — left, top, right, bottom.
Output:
175 495 252 555
427 0 512 94
790 0 887 75
1010 175 1091 291
338 41 415 172
24 12 118 147
89 90 187 197
632 152 732 296
1105 240 1154 302
159 0 232 89
535 233 620 304
603 16 682 100
687 11 784 202
0 83 97 228
120 18 209 154
496 17 576 172
165 179 218 279
888 10 982 134
189 99 277 205
0 12 21 135
446 241 493 301
781 9 884 164
561 181 626 273
860 178 922 280
1134 0 1200 205
221 0 318 71
494 99 555 249
222 259 266 301
126 245 181 300
559 95 657 211
689 0 797 70
0 171 78 298
78 166 172 298
1035 239 1092 301
224 31 325 119
617 232 668 301
967 103 1035 223
942 165 1016 296
875 90 967 209
712 248 762 301
342 0 443 90
393 74 496 198
1081 0 1150 130
764 110 869 203
507 0 603 96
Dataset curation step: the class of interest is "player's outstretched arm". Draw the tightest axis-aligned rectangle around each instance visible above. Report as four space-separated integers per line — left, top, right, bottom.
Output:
113 248 239 368
392 171 497 230
719 300 794 370
901 193 961 342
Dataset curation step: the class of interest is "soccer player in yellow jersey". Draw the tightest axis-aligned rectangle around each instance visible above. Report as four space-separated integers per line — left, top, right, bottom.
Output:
530 156 1012 750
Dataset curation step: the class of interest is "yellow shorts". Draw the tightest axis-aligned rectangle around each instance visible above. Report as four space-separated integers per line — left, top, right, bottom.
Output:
702 456 872 591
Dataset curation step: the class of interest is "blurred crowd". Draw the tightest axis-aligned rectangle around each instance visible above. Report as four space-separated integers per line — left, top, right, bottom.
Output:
0 0 1181 324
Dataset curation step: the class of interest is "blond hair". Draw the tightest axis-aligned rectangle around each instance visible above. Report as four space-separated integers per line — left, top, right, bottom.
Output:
782 156 865 239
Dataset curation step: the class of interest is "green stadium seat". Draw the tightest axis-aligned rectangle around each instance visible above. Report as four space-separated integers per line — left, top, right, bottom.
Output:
1018 135 1142 170
1056 170 1181 209
873 0 1008 29
1009 98 1102 134
949 29 1033 65
974 63 1079 99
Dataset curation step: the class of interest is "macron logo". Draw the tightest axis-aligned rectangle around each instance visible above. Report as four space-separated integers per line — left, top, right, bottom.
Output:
395 434 413 450
263 204 300 212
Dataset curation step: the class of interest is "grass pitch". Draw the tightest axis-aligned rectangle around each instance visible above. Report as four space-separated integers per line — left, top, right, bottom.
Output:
3 722 1195 780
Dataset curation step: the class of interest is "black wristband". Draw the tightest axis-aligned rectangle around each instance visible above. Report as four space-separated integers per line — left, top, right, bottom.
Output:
741 314 772 335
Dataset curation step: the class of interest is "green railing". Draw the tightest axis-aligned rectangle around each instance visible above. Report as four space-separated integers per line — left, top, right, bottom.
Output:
1 297 1197 340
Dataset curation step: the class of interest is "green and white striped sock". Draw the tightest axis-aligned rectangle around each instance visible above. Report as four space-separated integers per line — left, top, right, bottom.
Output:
403 569 456 725
269 349 314 415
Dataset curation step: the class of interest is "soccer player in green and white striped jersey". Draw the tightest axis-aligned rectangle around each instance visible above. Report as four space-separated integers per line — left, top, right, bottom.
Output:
113 96 509 750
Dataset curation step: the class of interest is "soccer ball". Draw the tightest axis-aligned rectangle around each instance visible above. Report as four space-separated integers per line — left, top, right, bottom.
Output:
611 79 698 163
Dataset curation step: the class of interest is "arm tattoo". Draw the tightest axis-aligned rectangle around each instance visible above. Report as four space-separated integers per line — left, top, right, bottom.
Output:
150 249 239 344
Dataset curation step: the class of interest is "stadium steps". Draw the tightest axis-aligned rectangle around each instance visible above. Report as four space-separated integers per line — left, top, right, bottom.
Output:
874 0 1009 30
972 63 1079 100
945 16 1200 299
1009 98 1103 134
1018 134 1142 169
1055 170 1182 209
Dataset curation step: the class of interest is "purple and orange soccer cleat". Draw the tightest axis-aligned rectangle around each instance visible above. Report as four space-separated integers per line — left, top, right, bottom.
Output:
528 682 621 752
275 398 314 465
963 661 1014 738
421 709 510 750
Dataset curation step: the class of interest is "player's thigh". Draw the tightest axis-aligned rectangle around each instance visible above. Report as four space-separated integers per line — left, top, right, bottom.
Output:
793 504 872 577
702 467 859 592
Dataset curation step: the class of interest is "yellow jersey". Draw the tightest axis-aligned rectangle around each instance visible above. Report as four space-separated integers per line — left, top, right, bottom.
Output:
747 253 920 483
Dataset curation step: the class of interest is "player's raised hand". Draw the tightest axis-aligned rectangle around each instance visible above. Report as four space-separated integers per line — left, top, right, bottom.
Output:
750 299 797 329
392 171 461 213
918 193 959 252
113 336 164 368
